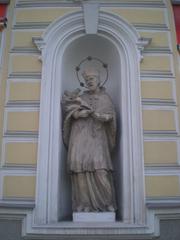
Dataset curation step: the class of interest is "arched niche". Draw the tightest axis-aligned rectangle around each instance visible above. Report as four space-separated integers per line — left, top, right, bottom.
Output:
33 10 149 226
60 35 121 220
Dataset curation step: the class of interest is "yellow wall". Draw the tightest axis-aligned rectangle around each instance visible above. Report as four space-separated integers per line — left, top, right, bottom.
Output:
7 111 39 132
13 31 43 48
145 176 180 197
104 8 165 25
144 141 178 165
5 142 37 166
15 8 80 23
140 56 171 72
0 1 179 202
143 110 176 131
0 0 15 157
8 82 40 101
141 81 173 99
3 176 36 199
140 32 169 48
10 55 41 73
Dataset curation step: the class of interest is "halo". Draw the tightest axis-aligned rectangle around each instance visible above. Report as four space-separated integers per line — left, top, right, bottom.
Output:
75 56 108 88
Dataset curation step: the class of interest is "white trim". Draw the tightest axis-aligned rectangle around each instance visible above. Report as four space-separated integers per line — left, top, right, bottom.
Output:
33 9 147 227
15 0 166 9
83 2 99 34
145 166 180 175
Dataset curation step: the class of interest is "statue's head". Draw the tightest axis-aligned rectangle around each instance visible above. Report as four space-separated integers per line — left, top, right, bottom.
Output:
82 68 100 91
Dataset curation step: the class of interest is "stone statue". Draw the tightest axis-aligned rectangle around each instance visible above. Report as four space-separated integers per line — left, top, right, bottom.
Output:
62 64 117 213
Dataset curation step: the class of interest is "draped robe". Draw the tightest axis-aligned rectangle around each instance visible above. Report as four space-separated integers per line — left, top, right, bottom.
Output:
63 88 117 212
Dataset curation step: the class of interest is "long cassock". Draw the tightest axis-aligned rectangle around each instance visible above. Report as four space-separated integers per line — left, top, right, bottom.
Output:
63 88 117 212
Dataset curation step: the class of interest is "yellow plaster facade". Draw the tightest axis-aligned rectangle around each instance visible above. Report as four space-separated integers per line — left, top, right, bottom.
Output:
13 31 43 48
7 111 39 132
104 8 165 25
140 55 171 72
9 82 40 101
0 0 180 206
141 81 173 99
15 8 80 23
5 142 37 166
3 176 36 199
139 32 169 48
144 141 178 165
143 110 176 131
10 55 41 73
145 176 180 197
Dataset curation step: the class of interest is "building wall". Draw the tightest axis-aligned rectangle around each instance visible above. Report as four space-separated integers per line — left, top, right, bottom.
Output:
0 0 180 238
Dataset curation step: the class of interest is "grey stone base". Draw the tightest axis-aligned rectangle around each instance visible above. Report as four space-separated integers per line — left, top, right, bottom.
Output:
73 212 115 222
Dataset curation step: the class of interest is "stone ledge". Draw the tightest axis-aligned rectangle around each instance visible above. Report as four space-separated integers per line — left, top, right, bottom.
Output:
73 212 116 222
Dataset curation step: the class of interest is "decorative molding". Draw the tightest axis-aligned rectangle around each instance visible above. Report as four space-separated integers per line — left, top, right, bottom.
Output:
146 198 180 209
3 131 38 139
140 70 174 78
143 47 172 54
33 9 147 228
0 200 35 209
141 76 175 81
144 136 180 140
10 47 39 54
16 1 81 8
1 165 36 171
143 130 179 137
83 2 99 34
2 197 35 203
0 168 36 175
142 99 176 106
12 19 169 33
134 24 169 31
137 37 152 61
142 104 178 110
15 0 165 8
0 208 180 239
6 101 40 108
8 73 41 79
145 165 180 175
13 23 49 30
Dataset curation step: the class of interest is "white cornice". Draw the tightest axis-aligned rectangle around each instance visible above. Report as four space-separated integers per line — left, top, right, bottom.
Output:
16 0 165 8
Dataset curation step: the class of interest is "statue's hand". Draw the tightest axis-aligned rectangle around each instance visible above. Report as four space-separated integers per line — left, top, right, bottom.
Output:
93 112 112 122
73 109 93 119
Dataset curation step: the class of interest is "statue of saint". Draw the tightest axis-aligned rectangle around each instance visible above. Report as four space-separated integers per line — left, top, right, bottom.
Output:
62 61 117 212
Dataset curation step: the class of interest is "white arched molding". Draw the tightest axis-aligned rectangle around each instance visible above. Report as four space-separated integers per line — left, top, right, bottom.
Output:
33 10 150 227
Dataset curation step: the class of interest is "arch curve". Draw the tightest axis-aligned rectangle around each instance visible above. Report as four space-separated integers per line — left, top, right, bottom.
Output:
34 9 147 225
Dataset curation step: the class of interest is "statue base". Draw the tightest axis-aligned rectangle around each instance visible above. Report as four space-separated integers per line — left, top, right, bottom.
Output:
73 212 115 222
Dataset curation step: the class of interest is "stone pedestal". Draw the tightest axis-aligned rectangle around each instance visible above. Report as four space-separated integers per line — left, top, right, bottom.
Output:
73 212 116 222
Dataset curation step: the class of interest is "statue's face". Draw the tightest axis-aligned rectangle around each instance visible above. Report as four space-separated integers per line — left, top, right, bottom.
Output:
85 75 99 91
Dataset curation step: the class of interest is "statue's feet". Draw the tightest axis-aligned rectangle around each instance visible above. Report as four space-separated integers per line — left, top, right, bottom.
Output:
76 206 91 212
107 205 115 212
76 206 83 212
84 207 90 212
